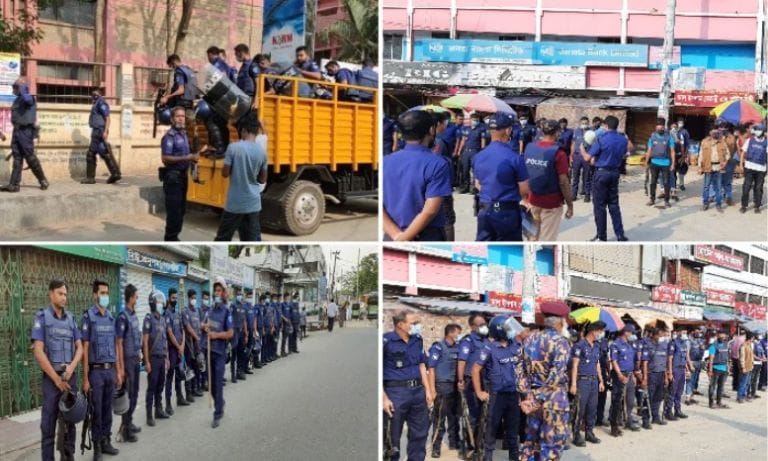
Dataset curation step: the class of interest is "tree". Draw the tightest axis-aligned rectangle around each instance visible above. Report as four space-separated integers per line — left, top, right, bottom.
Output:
0 1 66 56
320 0 377 63
340 253 377 298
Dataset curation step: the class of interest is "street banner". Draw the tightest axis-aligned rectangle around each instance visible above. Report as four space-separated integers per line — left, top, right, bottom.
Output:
674 90 756 108
651 283 680 304
694 245 745 271
706 288 737 307
0 52 21 103
680 289 707 307
452 244 488 265
263 0 306 65
735 302 767 321
127 248 187 277
37 245 126 264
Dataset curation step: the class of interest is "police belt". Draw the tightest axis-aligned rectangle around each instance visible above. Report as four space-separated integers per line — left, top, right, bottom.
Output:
577 374 598 380
91 363 115 369
384 379 423 388
596 167 619 173
13 124 35 130
52 363 70 373
619 370 633 375
479 201 519 212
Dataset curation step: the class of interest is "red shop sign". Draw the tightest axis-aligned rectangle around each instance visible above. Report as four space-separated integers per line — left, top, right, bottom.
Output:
734 302 767 321
651 283 680 303
674 91 756 108
694 245 745 272
706 288 736 307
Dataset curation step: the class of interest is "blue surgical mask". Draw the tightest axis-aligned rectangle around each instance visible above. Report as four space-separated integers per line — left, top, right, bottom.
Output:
409 323 422 337
98 294 109 308
202 298 209 307
214 296 222 304
190 298 197 307
155 302 164 311
236 295 242 302
629 334 638 342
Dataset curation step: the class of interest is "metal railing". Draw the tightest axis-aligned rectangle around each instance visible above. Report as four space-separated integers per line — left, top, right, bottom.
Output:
133 65 171 107
21 59 119 104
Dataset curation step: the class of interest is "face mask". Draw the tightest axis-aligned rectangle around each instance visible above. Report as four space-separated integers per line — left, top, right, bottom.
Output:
629 334 638 342
659 336 670 343
156 302 164 311
457 334 465 342
236 295 243 302
471 120 479 128
561 324 571 339
580 124 589 130
678 122 684 128
656 128 665 134
718 338 725 343
753 130 764 137
98 295 109 308
169 300 177 308
597 332 605 341
478 325 489 336
520 119 528 126
202 299 209 307
214 296 222 304
681 334 688 341
190 298 197 307
409 323 422 337
709 337 716 344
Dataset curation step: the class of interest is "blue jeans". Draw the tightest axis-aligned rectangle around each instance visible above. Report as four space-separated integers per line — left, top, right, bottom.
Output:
738 370 752 400
702 172 722 206
722 158 738 200
686 361 702 395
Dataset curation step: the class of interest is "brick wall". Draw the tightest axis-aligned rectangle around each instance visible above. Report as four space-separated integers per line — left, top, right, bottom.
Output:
383 300 481 350
535 104 627 133
678 262 702 292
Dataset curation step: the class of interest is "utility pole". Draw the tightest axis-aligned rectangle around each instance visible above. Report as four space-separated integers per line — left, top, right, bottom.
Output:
355 248 361 301
657 0 677 121
330 250 340 301
521 245 538 325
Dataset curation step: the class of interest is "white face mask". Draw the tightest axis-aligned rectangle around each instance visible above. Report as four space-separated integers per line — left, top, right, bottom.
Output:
520 119 528 126
561 323 571 339
156 302 164 311
628 334 638 342
478 325 489 336
753 130 764 137
409 323 422 337
202 298 209 307
597 332 605 341
709 337 716 344
681 334 688 341
659 336 670 344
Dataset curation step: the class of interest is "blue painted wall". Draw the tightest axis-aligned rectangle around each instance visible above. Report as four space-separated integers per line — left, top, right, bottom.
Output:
680 44 755 71
487 246 554 275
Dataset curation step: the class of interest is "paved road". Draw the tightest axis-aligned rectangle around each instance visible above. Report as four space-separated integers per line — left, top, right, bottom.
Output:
453 164 768 242
14 197 378 242
11 325 377 461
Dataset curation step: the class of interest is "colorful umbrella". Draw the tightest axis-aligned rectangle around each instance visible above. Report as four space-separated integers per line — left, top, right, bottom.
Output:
440 94 517 115
741 320 767 334
569 306 625 332
710 99 768 125
406 104 449 113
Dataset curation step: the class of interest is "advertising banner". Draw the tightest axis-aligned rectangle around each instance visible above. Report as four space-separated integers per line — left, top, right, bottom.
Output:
0 53 21 103
263 0 306 64
695 245 745 271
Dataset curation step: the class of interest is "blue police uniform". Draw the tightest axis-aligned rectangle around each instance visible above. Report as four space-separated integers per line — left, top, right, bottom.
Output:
203 302 232 422
280 301 292 356
742 136 767 210
524 141 561 195
520 122 537 151
457 331 487 443
263 301 275 362
290 300 301 353
588 130 628 241
440 122 459 157
236 59 260 98
646 339 669 422
169 65 195 108
297 60 321 97
31 306 80 461
163 304 185 407
458 122 488 191
243 300 255 370
116 306 142 433
271 301 281 360
161 126 191 241
571 128 592 199
558 128 574 155
252 302 264 366
596 337 610 425
473 141 529 241
609 337 637 427
668 337 688 416
383 143 452 241
89 96 110 156
687 337 705 395
427 340 460 451
572 338 601 433
230 300 247 379
475 340 522 460
383 116 396 156
508 125 522 155
182 302 203 394
383 331 428 461
143 311 168 415
81 305 117 444
6 84 47 190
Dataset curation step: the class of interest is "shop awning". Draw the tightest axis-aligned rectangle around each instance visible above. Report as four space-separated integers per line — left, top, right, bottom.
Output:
703 311 738 321
602 96 659 110
398 296 510 315
502 95 549 107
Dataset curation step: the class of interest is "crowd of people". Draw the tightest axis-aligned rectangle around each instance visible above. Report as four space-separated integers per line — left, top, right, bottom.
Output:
382 304 767 461
31 277 309 461
382 107 767 242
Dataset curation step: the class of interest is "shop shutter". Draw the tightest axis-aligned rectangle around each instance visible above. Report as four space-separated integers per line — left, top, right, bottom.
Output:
152 273 181 305
126 267 154 320
184 279 203 307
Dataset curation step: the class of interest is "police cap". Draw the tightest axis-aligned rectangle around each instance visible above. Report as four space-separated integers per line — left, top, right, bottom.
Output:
488 112 514 130
539 300 569 317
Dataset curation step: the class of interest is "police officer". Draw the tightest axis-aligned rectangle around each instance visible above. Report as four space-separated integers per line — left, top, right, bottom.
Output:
233 44 260 112
382 311 432 461
252 294 266 368
516 301 572 460
230 288 248 382
383 115 397 156
456 113 488 193
262 292 275 363
686 329 705 404
427 323 462 458
645 118 676 208
579 115 629 242
1 77 48 192
290 292 301 353
143 290 169 426
456 313 489 454
637 326 656 429
570 321 606 446
294 45 323 97
740 122 767 213
272 293 282 360
383 110 452 241
198 291 211 390
202 278 234 428
507 115 523 156
646 323 671 425
115 284 142 443
518 113 537 153
161 54 196 123
595 332 611 428
280 292 292 356
81 279 120 459
242 289 256 373
160 107 204 241
182 289 205 400
80 89 121 185
473 316 523 461
204 46 235 155
571 116 592 202
557 118 573 156
667 326 691 420
473 112 530 241
31 280 83 461
609 324 640 437
163 288 187 414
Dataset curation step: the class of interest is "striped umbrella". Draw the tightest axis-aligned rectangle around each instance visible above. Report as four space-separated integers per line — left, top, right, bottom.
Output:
710 99 768 125
440 94 517 115
569 306 625 332
406 104 449 113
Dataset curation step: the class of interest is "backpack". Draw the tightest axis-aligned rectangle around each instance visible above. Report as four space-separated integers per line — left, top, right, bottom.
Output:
355 68 378 102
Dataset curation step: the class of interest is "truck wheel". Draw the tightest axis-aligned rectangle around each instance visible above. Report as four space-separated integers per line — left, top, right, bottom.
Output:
281 180 325 235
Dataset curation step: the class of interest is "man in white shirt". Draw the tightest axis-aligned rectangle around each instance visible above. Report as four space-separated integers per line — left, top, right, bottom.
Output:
326 299 338 332
739 123 767 214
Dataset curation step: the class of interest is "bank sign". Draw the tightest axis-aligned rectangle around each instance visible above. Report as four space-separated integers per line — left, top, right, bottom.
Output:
263 0 305 65
414 39 649 67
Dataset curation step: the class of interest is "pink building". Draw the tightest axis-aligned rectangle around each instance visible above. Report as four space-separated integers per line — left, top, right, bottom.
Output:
315 0 347 60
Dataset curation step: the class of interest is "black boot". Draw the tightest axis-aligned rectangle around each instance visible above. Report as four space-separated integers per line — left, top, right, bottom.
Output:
81 150 97 184
231 371 238 383
146 408 155 427
0 184 20 192
177 394 190 406
101 437 119 455
93 438 103 461
27 155 49 190
129 423 141 433
610 425 622 437
104 147 122 184
431 445 441 458
186 388 195 403
122 424 137 442
572 431 586 447
155 406 169 419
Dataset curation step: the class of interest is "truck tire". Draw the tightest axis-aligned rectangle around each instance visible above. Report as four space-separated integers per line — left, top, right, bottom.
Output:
280 180 325 235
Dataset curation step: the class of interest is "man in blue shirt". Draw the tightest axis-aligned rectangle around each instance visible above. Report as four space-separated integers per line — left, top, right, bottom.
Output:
570 321 606 444
708 330 731 409
294 46 322 97
383 110 452 241
473 113 530 241
456 113 488 193
644 118 676 208
383 115 396 156
214 113 268 241
427 323 462 458
1 77 48 192
82 89 121 184
233 43 260 112
431 111 457 241
324 60 359 101
579 115 629 242
571 116 592 202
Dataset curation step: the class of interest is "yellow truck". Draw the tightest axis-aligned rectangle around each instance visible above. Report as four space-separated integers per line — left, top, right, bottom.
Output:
186 73 379 235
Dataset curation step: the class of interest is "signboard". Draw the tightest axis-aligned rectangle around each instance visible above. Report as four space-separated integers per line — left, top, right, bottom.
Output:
680 305 704 320
263 0 305 65
651 283 680 303
694 245 745 271
483 265 512 293
706 288 737 307
210 246 246 287
680 289 707 307
735 302 767 321
319 275 328 300
187 264 209 281
674 91 756 108
413 39 649 67
672 67 706 90
127 248 187 277
487 292 549 315
648 46 681 69
383 61 587 90
452 245 488 265
37 245 126 265
0 52 21 103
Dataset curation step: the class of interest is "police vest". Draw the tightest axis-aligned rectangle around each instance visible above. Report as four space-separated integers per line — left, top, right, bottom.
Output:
355 68 377 102
185 306 202 336
650 341 668 372
745 137 767 165
713 342 729 365
43 308 76 365
146 314 168 357
85 308 116 364
89 98 107 130
236 60 258 96
525 143 560 195
165 308 183 342
689 339 704 361
486 343 518 392
119 310 142 358
206 305 229 355
175 65 196 102
433 341 459 382
11 94 36 127
671 339 688 368
291 303 301 323
651 134 671 159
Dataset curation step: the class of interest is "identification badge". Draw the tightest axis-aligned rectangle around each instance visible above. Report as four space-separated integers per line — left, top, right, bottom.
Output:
395 360 404 369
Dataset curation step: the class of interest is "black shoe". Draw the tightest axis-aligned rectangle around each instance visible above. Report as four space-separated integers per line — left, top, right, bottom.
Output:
610 426 622 437
646 200 655 206
107 175 121 184
93 440 103 461
583 195 591 203
165 403 175 415
666 414 677 421
740 207 748 213
101 438 119 455
431 447 441 458
590 235 606 242
39 180 49 191
81 178 96 184
626 423 640 432
675 412 688 418
680 185 686 191
129 423 141 433
146 409 155 427
237 372 246 380
617 235 629 242
703 204 709 211
231 375 237 383
664 201 671 208
186 394 195 404
653 419 667 425
756 207 762 214
255 363 263 369
177 396 190 406
572 432 586 447
194 390 204 397
122 426 137 443
155 407 169 419
202 384 209 392
211 418 221 428
244 369 254 374
642 421 652 430
586 431 601 443
0 184 20 192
